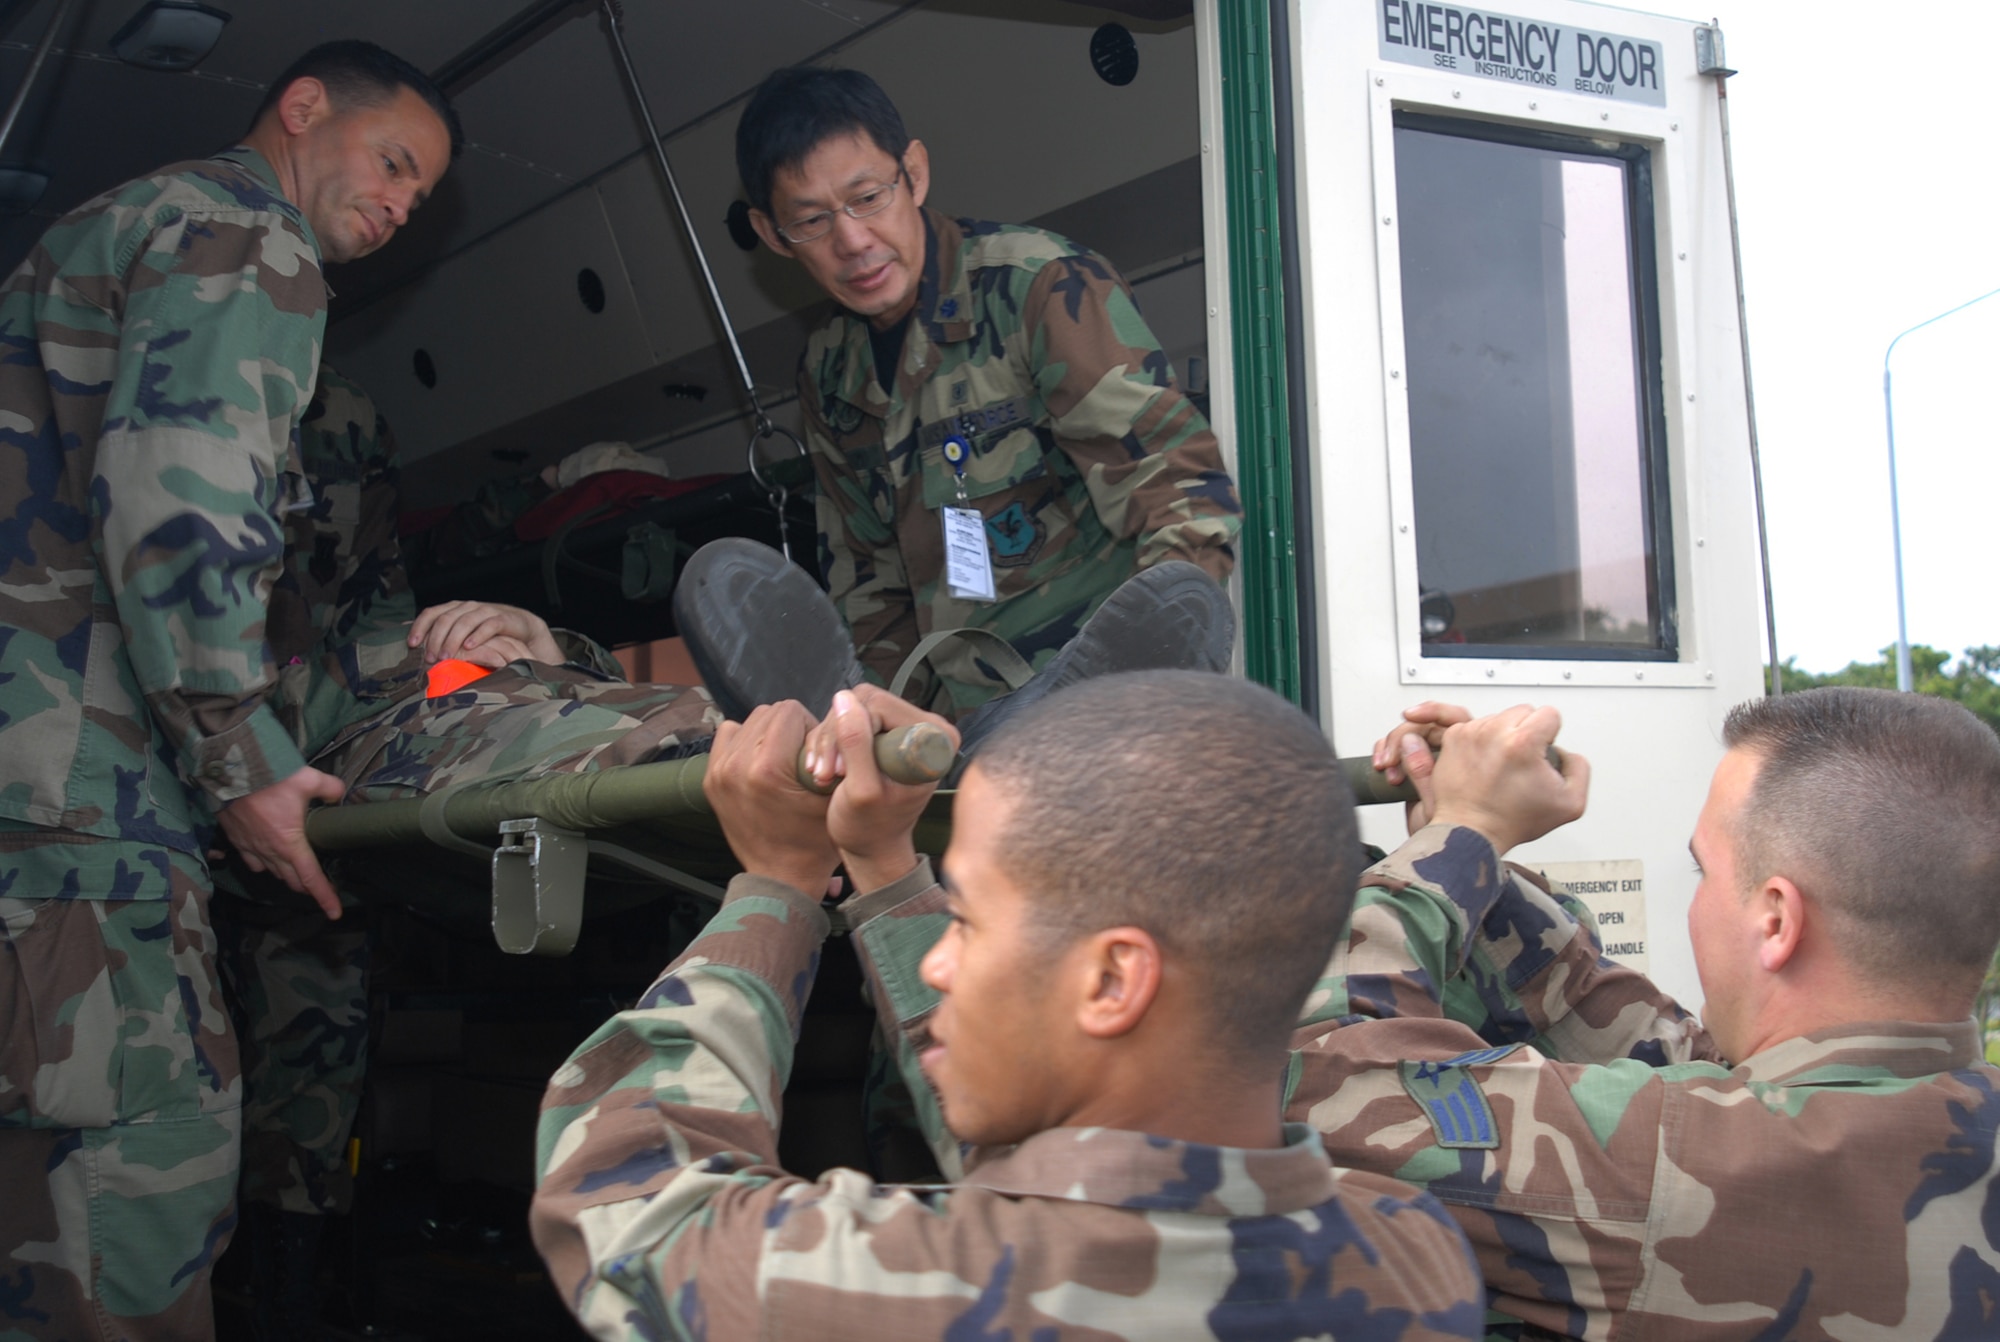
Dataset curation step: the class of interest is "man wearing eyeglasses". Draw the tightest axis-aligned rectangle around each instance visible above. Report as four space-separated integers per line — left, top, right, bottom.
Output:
736 67 1242 723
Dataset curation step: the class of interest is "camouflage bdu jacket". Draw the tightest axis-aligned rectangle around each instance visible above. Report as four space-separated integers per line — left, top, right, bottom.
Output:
0 148 325 898
266 364 427 759
532 862 1486 1341
1290 824 2000 1340
802 210 1242 714
270 367 712 802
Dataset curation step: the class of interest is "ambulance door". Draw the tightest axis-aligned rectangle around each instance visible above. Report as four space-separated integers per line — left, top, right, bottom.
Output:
1282 2 1767 1006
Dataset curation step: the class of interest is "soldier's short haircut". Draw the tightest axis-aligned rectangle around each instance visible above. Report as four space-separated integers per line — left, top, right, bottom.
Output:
735 66 910 216
970 670 1362 1066
1723 687 2000 991
253 40 464 160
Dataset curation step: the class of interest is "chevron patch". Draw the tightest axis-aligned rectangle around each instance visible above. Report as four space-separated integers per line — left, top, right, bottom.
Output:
1400 1052 1513 1149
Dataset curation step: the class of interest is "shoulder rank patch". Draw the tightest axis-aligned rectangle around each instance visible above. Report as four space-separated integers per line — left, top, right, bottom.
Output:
1400 1047 1519 1150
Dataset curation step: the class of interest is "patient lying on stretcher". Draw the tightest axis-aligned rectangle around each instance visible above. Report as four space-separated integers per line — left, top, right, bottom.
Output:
240 366 1233 921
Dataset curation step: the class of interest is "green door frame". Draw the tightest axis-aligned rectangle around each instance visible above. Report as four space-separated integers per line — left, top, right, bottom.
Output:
1216 0 1312 715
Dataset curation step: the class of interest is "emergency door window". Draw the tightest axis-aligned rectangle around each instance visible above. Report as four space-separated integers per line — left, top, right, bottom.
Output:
1394 113 1674 660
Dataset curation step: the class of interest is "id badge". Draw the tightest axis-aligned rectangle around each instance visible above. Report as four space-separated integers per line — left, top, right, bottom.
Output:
942 506 997 603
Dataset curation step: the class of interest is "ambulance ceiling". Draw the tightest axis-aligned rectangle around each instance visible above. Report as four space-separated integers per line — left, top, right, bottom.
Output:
0 0 931 296
0 0 1187 307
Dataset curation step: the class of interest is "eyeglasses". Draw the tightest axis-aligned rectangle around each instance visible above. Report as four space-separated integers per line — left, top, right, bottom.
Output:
776 166 907 245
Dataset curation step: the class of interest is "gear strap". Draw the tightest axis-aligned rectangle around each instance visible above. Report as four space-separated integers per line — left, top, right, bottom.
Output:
888 626 1034 701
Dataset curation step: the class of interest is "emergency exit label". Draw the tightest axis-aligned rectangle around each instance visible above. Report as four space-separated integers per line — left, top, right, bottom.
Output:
1380 2 1668 108
1533 859 1650 972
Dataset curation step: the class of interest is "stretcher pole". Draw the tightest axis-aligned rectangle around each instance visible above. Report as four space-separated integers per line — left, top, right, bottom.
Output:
305 723 952 851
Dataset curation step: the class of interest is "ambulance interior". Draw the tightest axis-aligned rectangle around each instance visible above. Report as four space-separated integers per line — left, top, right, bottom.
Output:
0 0 1225 1333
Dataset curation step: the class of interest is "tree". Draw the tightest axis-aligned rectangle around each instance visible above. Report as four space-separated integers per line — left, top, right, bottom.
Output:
1777 643 2000 734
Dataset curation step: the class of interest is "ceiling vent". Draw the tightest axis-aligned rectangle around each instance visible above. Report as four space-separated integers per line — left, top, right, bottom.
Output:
1090 23 1138 87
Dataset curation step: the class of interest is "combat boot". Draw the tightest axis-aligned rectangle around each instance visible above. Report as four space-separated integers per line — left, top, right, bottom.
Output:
674 540 1233 768
948 560 1234 767
673 537 865 720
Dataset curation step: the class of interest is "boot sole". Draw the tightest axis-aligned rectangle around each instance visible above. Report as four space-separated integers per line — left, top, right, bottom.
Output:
950 561 1234 767
673 539 860 720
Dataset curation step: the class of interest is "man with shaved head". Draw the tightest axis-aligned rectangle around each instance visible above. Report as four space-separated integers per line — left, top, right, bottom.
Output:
1291 687 2000 1338
0 40 458 1341
531 672 1484 1340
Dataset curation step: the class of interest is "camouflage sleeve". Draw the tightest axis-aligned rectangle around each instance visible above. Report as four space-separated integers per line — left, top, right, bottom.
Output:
1025 253 1241 581
1477 864 1723 1067
1284 829 1711 1334
551 628 628 680
1288 1010 1677 1337
843 856 965 1180
800 358 922 687
320 382 415 654
530 873 830 1336
1295 825 1715 1069
535 873 1047 1340
94 202 322 805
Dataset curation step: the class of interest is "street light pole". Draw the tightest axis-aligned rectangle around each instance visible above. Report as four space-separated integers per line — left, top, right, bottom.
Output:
1882 284 2000 692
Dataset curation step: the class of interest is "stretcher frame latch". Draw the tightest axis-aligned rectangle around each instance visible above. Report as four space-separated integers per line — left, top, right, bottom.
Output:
492 817 587 956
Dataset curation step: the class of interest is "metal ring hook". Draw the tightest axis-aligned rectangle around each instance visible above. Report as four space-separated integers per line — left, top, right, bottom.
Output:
747 422 808 561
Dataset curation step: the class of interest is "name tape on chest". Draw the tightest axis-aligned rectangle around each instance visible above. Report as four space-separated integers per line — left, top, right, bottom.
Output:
917 397 1035 453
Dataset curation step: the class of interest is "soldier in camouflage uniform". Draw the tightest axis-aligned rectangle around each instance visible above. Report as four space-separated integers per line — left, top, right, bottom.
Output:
1284 691 2000 1339
736 67 1241 718
260 367 719 817
213 364 720 1334
0 43 458 1342
532 672 1484 1340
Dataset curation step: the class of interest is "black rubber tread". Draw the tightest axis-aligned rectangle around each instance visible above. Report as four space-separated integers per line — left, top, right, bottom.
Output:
672 538 862 720
953 561 1234 760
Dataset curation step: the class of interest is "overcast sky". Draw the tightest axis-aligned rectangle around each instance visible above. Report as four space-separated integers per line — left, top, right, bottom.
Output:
1642 0 1999 674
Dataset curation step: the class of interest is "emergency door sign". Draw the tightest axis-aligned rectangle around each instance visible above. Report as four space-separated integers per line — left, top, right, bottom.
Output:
1379 2 1668 107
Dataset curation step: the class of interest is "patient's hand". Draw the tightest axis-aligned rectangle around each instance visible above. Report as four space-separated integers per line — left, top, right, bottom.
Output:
409 601 562 667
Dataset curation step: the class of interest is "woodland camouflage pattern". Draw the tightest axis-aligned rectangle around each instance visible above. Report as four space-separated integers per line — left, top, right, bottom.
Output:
260 365 723 802
0 148 326 877
803 210 1241 715
264 364 424 758
216 886 369 1217
219 367 721 1217
0 856 240 1339
1288 823 2000 1340
531 861 1486 1341
314 661 718 803
214 366 401 1221
0 146 323 1341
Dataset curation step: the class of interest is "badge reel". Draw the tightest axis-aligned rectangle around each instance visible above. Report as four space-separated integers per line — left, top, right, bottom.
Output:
939 435 996 603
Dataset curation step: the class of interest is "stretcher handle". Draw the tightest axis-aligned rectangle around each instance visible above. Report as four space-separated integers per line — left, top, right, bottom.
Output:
1341 744 1567 806
797 722 956 793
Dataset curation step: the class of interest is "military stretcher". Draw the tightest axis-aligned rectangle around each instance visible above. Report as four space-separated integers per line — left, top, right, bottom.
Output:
303 727 1422 958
